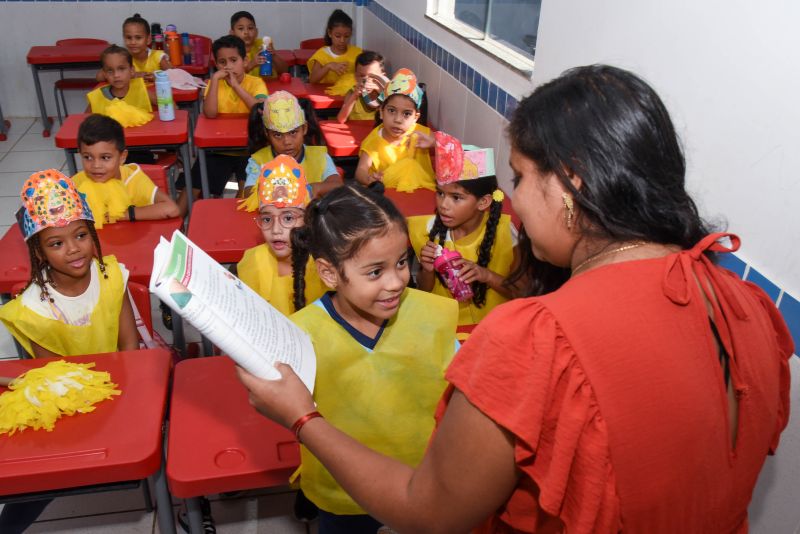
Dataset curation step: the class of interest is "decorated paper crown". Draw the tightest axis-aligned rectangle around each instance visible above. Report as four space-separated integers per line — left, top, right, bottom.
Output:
434 132 496 185
18 170 94 241
379 68 423 109
257 155 311 209
263 91 306 133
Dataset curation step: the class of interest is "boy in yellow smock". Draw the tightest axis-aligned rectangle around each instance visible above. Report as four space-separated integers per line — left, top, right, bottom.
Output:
229 10 289 78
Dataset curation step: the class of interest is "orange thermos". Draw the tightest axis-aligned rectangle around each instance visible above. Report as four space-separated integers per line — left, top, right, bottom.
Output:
165 31 182 66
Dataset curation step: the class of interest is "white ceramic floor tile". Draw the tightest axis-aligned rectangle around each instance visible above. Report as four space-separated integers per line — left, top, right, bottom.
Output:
0 172 27 196
0 150 65 173
5 117 36 133
0 196 22 227
12 131 61 152
27 119 62 137
25 509 156 534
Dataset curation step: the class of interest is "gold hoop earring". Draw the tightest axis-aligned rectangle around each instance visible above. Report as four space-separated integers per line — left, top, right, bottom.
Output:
562 193 574 229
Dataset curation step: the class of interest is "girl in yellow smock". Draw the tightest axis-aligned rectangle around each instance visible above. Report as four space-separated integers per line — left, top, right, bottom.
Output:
0 170 139 358
87 45 153 127
288 184 458 532
240 91 341 209
307 9 362 87
355 68 436 192
237 156 327 315
408 132 520 333
123 14 171 80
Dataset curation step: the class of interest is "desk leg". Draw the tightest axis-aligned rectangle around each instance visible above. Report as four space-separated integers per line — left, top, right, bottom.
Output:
201 335 213 357
198 148 210 200
180 143 194 215
172 314 187 358
64 149 78 175
186 497 204 534
152 462 176 534
29 65 52 136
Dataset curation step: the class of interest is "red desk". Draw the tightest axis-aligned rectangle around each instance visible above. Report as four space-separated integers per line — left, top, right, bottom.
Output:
192 114 249 200
55 111 193 210
27 44 108 137
0 349 176 534
187 199 260 264
265 76 309 99
303 83 345 110
292 48 313 66
0 218 183 295
168 357 298 529
319 120 374 157
275 49 297 68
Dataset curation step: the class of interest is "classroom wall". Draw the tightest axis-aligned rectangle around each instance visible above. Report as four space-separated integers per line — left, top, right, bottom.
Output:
0 1 355 118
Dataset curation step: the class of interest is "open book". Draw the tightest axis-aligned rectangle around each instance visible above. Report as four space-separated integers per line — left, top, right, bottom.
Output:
150 230 316 392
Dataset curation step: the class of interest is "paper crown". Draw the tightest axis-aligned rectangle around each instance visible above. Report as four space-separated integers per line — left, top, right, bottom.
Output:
263 91 306 133
257 155 310 209
379 68 423 109
18 170 94 241
434 132 496 185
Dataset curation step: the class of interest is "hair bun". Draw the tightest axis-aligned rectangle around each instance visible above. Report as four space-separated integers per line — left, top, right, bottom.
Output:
367 181 386 195
133 13 141 17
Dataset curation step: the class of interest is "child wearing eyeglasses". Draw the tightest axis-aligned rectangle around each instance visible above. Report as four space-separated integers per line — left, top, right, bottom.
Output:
237 155 327 315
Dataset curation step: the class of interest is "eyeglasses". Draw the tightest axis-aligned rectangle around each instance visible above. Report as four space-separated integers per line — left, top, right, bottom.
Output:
253 211 302 230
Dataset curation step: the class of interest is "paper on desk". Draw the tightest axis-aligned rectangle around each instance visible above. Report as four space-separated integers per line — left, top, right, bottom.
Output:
150 231 316 392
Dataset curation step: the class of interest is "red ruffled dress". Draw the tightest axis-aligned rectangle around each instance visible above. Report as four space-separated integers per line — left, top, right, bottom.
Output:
441 234 793 533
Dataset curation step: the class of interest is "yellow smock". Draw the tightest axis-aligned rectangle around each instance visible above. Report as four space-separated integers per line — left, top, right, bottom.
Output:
246 37 279 78
237 244 327 316
345 89 377 121
291 288 458 514
408 213 517 327
0 256 126 357
204 74 268 114
239 146 331 211
132 49 167 73
359 124 436 192
307 45 362 85
73 164 158 228
86 78 153 127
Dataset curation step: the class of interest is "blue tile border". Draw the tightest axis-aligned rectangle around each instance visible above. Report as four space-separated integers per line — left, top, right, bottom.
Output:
744 267 782 302
366 0 518 120
779 293 800 351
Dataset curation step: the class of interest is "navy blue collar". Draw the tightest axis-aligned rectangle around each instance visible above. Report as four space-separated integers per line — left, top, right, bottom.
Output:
320 292 387 350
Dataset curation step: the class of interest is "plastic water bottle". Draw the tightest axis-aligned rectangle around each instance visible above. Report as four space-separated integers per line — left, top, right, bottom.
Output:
154 71 175 122
259 36 273 77
181 33 192 65
433 247 474 302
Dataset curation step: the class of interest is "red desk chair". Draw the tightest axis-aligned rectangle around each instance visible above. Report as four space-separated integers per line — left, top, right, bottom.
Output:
300 37 325 50
139 153 179 199
53 38 109 125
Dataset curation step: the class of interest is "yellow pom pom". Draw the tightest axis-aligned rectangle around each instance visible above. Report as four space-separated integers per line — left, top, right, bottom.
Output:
492 189 505 202
0 360 121 436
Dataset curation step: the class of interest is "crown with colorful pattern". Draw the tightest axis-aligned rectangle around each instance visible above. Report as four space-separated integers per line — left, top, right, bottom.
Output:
379 68 424 109
18 169 94 241
263 91 306 133
257 155 311 209
434 131 496 185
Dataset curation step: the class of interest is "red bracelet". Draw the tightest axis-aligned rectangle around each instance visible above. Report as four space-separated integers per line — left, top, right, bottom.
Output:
291 410 323 443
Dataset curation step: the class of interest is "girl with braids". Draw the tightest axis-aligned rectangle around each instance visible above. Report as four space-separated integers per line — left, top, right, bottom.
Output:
0 170 138 358
237 156 326 316
409 132 520 330
287 184 458 534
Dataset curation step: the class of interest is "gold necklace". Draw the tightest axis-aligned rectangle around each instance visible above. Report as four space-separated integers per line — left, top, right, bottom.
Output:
572 242 646 275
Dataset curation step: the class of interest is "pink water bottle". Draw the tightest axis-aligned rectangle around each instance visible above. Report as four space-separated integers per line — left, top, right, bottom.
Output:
433 247 473 302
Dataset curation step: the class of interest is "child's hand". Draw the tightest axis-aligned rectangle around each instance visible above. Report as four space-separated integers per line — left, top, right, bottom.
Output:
455 259 490 284
413 131 435 150
255 54 266 65
236 363 316 429
367 170 383 184
420 241 438 273
328 62 348 75
366 73 389 93
227 71 241 88
212 69 229 82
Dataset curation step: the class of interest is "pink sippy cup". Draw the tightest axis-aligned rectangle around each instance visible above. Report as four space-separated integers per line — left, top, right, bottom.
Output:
433 247 474 302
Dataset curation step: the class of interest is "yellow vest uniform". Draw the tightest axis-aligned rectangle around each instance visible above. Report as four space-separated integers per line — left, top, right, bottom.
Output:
239 146 330 211
132 49 167 73
360 124 435 192
307 45 362 85
0 256 126 357
204 74 268 114
408 213 516 327
291 288 458 514
73 164 158 229
237 244 327 316
346 90 377 121
87 78 152 113
246 38 279 78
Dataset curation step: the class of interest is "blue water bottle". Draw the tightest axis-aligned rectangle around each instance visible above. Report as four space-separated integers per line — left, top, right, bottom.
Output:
154 71 175 122
259 36 273 77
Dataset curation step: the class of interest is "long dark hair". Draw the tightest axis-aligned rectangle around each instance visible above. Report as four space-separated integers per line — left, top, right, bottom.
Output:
290 184 406 310
324 9 353 46
508 64 713 290
428 177 501 307
123 13 150 35
247 98 321 154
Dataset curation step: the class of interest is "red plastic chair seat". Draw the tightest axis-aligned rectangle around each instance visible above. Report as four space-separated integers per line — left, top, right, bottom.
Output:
300 38 325 50
55 78 98 90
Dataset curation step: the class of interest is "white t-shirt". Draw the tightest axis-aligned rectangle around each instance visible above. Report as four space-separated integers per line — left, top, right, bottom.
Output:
21 261 129 325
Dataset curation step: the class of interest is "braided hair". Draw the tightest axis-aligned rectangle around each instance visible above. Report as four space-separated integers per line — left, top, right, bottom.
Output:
24 220 108 303
428 176 502 307
290 183 406 310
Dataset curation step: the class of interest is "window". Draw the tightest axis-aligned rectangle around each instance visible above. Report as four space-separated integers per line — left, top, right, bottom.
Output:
428 0 541 74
